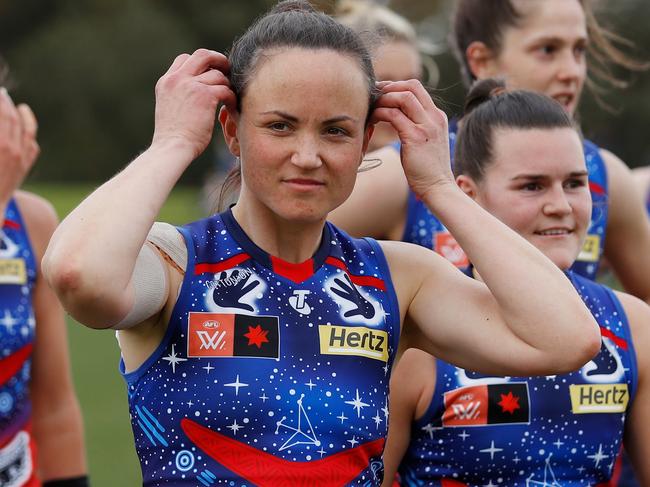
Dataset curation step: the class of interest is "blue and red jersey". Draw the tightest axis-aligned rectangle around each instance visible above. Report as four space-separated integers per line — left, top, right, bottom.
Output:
0 199 39 487
400 128 609 280
398 271 637 486
122 210 401 486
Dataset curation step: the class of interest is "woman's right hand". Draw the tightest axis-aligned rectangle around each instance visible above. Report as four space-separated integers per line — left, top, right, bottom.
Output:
151 49 237 160
0 88 39 209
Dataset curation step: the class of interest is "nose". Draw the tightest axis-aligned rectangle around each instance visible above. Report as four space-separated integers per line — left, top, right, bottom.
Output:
290 134 323 170
556 49 584 84
542 185 572 216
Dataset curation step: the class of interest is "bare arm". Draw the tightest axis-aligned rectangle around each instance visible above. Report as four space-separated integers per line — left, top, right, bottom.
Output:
382 349 435 487
42 49 236 329
617 291 650 484
602 150 650 303
329 144 409 241
373 79 600 376
17 192 87 481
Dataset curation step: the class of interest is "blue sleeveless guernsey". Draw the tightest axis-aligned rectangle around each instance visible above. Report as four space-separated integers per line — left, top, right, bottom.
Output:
400 128 609 280
122 210 401 486
0 199 39 487
398 270 637 487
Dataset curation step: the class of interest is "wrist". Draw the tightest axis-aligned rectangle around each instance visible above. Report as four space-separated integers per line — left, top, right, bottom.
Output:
149 135 199 164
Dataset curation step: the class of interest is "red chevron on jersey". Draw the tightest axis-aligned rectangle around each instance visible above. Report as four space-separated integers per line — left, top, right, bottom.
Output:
194 253 251 275
600 326 628 350
2 219 20 230
0 344 33 386
325 257 386 290
181 419 385 486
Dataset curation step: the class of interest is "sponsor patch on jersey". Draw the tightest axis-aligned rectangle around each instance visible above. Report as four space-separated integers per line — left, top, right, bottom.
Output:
576 234 600 262
0 431 32 487
187 312 279 359
318 325 388 362
442 382 530 427
434 232 469 268
0 259 26 285
569 383 628 414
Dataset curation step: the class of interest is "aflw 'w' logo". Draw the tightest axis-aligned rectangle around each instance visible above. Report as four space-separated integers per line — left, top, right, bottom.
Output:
196 330 227 351
451 401 481 420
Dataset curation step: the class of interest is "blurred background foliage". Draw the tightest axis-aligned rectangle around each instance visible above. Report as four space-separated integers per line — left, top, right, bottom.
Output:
3 0 649 186
3 0 650 484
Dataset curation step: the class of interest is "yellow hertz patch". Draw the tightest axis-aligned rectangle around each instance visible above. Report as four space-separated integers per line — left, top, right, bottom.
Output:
318 325 388 362
569 384 629 414
576 235 600 263
0 259 27 285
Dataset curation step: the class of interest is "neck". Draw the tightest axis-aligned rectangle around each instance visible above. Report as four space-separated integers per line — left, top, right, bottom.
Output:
231 200 326 264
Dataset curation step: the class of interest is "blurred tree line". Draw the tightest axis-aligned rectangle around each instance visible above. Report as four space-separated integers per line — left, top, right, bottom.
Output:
1 0 649 184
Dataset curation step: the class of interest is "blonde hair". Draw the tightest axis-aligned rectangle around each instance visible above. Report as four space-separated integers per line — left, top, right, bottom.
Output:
335 0 417 45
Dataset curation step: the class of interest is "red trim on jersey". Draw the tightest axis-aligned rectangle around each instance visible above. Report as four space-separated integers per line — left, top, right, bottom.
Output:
182 418 385 487
270 256 314 283
325 257 386 290
600 326 628 350
2 219 20 230
441 480 469 487
0 343 33 387
589 181 606 195
194 253 251 275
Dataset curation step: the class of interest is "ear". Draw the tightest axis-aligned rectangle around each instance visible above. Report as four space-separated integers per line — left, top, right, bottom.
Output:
219 105 241 157
456 174 480 200
361 124 375 158
466 41 499 80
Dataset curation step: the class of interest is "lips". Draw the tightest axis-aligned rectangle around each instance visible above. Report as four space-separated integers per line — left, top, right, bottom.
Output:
551 93 575 111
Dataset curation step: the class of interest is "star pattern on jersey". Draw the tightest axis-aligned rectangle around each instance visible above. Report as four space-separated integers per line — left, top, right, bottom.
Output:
345 389 369 418
224 374 248 396
0 310 18 333
587 444 609 468
162 343 187 373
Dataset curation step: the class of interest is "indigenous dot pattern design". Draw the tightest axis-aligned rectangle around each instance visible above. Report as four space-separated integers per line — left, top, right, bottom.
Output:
122 210 401 486
400 133 609 280
398 271 637 487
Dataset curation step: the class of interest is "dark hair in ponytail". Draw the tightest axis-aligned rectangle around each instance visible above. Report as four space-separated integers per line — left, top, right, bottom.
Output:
453 78 576 181
218 0 380 210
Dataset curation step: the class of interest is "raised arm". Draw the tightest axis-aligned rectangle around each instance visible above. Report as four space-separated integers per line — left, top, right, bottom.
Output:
18 192 87 482
42 49 235 329
601 150 650 304
373 79 600 376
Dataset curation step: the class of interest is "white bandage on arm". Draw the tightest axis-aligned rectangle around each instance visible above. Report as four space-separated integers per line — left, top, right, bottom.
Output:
112 222 188 330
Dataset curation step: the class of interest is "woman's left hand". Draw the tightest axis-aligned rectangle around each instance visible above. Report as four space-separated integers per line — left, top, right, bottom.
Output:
370 80 454 199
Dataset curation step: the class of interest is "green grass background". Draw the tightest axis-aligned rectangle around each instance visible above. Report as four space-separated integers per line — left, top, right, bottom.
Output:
25 183 203 486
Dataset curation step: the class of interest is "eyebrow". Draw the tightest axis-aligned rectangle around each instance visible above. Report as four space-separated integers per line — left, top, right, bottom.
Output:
260 110 358 124
529 35 588 46
510 170 589 181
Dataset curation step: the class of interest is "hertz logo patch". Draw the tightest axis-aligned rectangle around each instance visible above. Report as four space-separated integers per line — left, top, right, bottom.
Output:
576 234 600 263
318 325 388 362
0 259 26 285
569 384 628 414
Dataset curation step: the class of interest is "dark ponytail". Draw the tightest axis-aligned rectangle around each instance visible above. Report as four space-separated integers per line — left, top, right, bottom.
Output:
454 79 576 181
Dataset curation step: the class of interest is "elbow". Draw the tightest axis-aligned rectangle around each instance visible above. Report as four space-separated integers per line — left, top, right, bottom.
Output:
555 321 602 374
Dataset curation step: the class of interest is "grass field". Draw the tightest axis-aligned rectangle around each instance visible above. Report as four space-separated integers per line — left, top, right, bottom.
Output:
24 183 203 486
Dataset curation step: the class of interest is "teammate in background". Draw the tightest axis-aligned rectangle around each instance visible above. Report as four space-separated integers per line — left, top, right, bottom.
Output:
335 0 438 152
382 80 650 487
330 0 650 300
41 1 600 485
0 65 87 486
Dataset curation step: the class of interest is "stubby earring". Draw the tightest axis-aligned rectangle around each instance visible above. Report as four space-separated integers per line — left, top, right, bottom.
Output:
358 157 383 173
